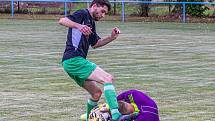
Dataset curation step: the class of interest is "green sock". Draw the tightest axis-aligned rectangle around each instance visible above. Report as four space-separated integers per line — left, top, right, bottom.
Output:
86 99 98 121
104 83 121 120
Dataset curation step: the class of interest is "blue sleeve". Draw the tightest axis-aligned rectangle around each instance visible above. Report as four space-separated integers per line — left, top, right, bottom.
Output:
66 10 85 24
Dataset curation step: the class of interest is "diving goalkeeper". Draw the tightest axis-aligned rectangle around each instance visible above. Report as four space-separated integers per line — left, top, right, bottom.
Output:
83 89 160 121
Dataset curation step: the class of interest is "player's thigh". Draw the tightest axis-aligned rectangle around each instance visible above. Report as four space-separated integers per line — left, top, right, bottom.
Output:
87 66 114 84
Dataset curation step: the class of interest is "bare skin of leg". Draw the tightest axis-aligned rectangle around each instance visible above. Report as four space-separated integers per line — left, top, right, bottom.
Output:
82 66 115 101
83 80 102 101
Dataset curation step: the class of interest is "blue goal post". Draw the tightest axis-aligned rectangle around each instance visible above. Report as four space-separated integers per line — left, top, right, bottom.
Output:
7 0 215 22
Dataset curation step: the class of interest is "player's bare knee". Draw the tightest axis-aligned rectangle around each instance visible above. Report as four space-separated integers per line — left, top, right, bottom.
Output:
106 75 115 83
92 90 102 100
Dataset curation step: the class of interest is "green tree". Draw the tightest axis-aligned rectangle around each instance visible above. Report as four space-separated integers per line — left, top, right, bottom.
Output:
209 0 215 16
172 0 209 17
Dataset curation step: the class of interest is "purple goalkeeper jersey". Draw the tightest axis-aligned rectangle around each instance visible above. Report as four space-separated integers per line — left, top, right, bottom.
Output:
117 90 160 121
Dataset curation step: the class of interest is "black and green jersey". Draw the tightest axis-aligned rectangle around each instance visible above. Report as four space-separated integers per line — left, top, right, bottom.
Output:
62 9 101 62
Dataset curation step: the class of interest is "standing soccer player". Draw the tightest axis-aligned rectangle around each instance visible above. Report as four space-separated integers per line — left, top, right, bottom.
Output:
59 0 127 121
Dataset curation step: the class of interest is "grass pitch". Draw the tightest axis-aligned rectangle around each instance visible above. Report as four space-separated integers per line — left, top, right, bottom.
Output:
0 19 215 121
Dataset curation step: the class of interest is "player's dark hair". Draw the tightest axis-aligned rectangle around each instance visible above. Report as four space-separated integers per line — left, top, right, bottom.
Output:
90 0 111 11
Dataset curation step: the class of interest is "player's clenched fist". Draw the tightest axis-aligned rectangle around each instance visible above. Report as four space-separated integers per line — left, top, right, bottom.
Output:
78 24 92 36
111 27 120 40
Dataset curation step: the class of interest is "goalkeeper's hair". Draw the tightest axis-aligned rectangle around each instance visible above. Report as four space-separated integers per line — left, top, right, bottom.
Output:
118 100 132 115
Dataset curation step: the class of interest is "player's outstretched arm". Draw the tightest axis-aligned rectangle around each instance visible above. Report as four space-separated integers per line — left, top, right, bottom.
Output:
111 112 139 121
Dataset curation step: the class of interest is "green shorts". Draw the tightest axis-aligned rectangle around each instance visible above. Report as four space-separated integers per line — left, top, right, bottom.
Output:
62 57 97 87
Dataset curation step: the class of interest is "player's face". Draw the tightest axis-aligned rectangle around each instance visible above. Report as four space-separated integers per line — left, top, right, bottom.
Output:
92 4 108 21
119 101 135 114
125 102 135 114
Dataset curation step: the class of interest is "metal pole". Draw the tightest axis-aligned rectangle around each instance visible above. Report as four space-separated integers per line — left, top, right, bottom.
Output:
11 0 14 17
182 3 186 23
121 0 125 23
64 0 67 16
87 0 90 8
